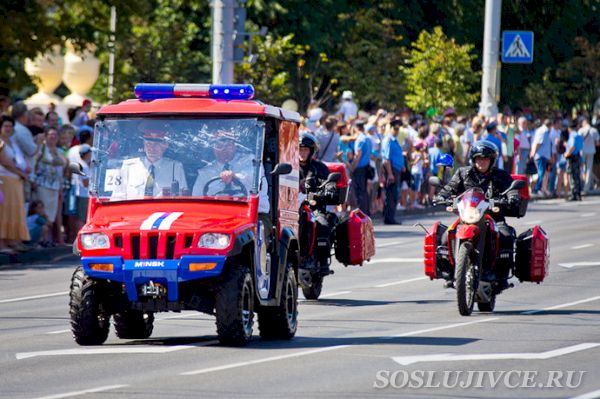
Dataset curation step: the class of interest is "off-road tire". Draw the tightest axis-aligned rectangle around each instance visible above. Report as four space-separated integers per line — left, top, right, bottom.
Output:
455 242 476 316
113 310 154 339
477 293 496 312
69 266 110 345
215 266 254 346
257 266 298 340
301 274 323 300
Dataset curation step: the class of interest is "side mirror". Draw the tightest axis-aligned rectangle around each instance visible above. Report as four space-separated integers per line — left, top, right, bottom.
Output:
428 176 441 187
69 162 85 176
271 163 292 176
326 172 341 184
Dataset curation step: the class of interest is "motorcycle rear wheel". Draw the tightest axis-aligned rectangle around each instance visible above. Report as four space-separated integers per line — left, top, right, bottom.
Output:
455 242 476 316
301 275 323 300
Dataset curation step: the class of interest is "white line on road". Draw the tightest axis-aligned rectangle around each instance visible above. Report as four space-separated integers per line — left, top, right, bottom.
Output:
0 291 68 304
571 388 600 399
580 213 597 218
559 262 600 269
384 317 499 339
377 241 404 248
46 329 70 335
525 220 542 225
31 384 129 399
16 342 218 360
375 276 428 288
368 258 424 265
522 296 600 315
392 342 600 366
319 291 352 298
571 244 594 250
180 345 349 376
181 317 498 375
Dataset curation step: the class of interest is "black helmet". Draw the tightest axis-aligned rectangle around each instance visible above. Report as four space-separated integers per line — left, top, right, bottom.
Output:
470 140 499 165
300 132 318 159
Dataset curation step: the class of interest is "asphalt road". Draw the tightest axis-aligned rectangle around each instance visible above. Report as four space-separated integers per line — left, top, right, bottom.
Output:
1 198 599 399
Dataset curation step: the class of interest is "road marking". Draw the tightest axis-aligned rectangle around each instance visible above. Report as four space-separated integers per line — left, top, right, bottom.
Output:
571 244 594 250
0 291 68 304
16 342 218 360
320 291 352 298
392 343 600 366
181 318 498 376
580 212 596 218
525 220 542 225
375 276 428 288
46 329 70 335
559 262 600 269
383 317 498 339
369 257 424 265
377 241 404 248
31 384 129 399
522 296 600 315
180 345 349 376
571 388 600 399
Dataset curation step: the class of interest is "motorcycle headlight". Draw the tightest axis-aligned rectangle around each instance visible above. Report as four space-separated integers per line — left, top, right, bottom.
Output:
460 206 483 224
80 233 111 250
198 233 231 249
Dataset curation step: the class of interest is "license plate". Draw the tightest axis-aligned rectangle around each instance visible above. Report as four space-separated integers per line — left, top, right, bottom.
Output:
140 283 166 297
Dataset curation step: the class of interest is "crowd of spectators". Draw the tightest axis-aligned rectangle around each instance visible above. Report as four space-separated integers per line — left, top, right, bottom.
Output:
0 98 93 255
301 92 600 224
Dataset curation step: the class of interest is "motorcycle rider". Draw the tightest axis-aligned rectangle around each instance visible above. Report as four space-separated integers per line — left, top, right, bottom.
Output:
434 141 521 289
298 132 339 275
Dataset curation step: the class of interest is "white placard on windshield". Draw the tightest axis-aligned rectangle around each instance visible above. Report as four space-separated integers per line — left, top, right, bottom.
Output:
104 169 122 192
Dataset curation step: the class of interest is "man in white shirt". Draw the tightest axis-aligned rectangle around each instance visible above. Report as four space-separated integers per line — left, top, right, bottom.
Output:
192 130 269 214
578 117 600 192
336 91 358 122
111 126 187 200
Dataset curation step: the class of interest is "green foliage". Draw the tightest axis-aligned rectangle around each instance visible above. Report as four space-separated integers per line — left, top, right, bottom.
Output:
556 37 600 113
401 26 479 114
524 72 561 116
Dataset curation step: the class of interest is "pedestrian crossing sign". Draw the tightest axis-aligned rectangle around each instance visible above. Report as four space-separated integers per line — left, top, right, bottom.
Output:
502 31 534 63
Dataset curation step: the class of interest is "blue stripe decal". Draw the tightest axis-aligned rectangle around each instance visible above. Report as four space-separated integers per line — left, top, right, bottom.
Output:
151 212 170 230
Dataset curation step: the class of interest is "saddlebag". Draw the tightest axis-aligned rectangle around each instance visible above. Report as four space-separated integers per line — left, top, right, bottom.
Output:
335 209 375 265
424 222 451 279
508 174 530 218
324 162 350 205
515 226 549 283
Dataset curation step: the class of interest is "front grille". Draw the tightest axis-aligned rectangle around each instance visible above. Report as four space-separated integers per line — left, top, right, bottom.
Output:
127 233 182 260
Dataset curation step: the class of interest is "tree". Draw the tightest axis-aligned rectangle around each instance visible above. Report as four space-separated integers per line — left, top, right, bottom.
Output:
556 37 600 113
401 26 479 114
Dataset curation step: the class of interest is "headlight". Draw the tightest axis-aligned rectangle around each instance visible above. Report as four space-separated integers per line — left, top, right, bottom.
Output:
198 233 230 249
80 233 111 249
460 207 482 224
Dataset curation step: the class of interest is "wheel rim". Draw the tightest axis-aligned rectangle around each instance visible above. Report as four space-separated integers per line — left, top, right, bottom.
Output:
466 264 475 310
241 280 253 336
284 278 297 328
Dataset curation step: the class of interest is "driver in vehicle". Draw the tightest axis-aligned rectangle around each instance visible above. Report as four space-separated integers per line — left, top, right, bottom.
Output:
435 141 521 288
111 122 187 199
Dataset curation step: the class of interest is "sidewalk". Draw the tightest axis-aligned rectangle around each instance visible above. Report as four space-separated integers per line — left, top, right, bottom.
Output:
2 190 598 266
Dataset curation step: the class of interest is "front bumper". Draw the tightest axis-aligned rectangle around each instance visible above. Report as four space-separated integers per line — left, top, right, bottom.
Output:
81 256 226 301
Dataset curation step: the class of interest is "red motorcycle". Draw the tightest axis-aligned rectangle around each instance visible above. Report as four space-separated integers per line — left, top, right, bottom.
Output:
423 177 549 316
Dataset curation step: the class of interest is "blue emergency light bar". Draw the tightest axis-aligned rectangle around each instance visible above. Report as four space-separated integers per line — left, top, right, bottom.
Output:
134 83 255 101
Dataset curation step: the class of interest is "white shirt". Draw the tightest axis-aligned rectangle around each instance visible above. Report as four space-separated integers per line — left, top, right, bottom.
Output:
579 126 599 155
192 153 269 213
532 125 551 160
111 156 187 200
337 100 358 122
518 129 532 150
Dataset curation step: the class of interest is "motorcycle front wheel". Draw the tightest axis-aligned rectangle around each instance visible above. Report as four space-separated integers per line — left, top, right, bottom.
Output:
455 242 476 316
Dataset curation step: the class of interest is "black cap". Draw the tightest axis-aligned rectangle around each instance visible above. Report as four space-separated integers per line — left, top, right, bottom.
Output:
486 121 498 131
390 119 402 127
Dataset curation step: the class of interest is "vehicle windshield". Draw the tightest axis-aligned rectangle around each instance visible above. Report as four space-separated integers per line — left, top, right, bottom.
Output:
90 118 265 203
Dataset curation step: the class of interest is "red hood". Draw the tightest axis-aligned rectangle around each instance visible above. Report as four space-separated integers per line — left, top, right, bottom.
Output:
84 201 254 234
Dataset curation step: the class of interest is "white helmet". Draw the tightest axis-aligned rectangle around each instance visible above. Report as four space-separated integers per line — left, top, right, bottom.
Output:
342 90 353 100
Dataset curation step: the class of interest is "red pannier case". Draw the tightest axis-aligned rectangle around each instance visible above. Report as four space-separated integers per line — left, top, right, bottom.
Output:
515 225 549 283
424 222 440 279
335 209 375 265
510 174 530 218
324 162 350 205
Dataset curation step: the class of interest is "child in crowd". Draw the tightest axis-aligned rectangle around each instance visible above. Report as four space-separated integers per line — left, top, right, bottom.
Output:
26 200 52 248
